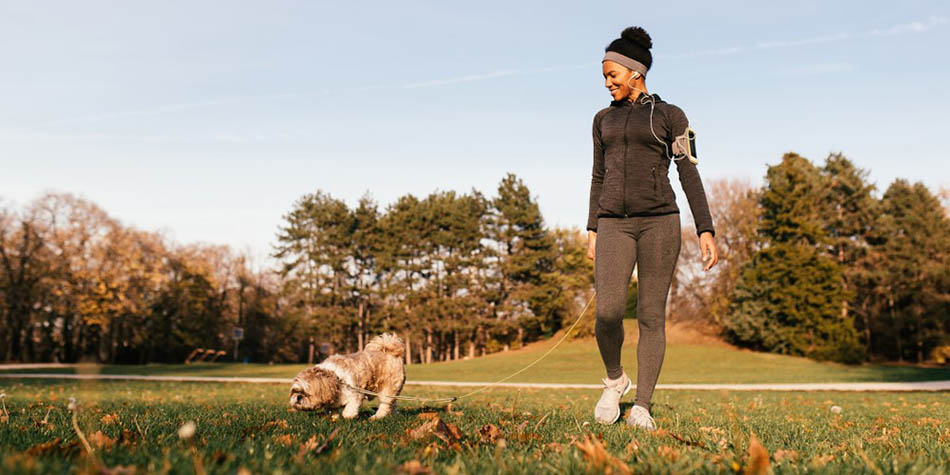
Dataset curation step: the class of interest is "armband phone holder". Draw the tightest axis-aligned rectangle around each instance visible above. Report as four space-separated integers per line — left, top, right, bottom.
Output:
672 127 698 164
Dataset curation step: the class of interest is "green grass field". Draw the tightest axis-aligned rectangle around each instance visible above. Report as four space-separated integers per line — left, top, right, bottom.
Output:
2 333 950 473
0 379 947 474
4 333 949 384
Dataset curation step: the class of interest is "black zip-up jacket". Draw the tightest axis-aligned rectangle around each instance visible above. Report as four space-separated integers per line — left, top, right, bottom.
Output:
587 92 715 237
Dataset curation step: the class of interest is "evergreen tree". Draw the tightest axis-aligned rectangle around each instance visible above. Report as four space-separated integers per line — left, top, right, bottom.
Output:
874 180 950 361
486 173 563 342
273 191 353 345
820 153 880 350
725 153 865 363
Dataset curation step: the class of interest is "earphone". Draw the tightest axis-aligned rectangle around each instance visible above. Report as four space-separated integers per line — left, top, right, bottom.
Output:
625 71 642 88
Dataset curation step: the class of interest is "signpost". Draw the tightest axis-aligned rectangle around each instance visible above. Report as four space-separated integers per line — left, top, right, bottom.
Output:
232 327 244 362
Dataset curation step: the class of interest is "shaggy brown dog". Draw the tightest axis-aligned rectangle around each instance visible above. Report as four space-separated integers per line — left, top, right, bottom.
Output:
289 333 406 420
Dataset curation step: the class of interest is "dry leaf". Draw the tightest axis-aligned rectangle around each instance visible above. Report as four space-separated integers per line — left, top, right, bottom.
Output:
407 416 461 444
914 417 941 427
295 427 339 461
274 434 294 447
100 414 120 425
478 424 503 444
26 438 78 456
573 434 631 475
742 434 770 475
263 419 288 430
810 454 835 468
773 449 799 462
88 431 117 450
396 460 433 474
659 445 680 462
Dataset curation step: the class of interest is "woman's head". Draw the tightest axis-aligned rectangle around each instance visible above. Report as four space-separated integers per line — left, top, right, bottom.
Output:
602 26 653 101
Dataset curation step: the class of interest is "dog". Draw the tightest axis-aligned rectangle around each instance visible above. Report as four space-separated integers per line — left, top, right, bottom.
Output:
289 333 406 420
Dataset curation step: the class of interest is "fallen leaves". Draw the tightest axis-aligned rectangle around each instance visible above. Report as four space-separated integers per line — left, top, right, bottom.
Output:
742 434 769 475
100 414 120 425
25 438 81 456
478 424 503 445
573 434 631 475
88 431 117 451
914 417 942 427
294 427 339 462
773 449 798 463
657 445 680 462
407 414 462 446
396 459 434 474
263 419 288 430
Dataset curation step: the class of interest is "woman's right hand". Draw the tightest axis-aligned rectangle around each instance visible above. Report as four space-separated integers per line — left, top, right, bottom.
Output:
586 231 597 261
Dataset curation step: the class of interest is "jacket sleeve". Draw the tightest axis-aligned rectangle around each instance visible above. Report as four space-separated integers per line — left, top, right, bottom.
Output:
587 112 605 232
667 105 715 238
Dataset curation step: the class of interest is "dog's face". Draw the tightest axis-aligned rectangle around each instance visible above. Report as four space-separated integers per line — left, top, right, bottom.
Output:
289 367 341 411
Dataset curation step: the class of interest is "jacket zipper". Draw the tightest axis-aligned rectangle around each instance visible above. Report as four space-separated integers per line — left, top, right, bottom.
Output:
621 105 633 216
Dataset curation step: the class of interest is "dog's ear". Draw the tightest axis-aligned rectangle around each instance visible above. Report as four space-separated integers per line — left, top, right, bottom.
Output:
307 370 342 406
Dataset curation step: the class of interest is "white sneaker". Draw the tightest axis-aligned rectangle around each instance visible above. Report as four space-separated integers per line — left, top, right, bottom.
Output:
625 404 657 431
594 373 631 424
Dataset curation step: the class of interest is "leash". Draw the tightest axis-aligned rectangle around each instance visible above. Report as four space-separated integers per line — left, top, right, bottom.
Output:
342 291 597 404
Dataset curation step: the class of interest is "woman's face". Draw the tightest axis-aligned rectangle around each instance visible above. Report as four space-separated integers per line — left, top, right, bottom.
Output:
602 60 636 101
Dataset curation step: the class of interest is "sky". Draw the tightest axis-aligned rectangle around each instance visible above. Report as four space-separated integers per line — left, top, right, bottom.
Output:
2 1 948 265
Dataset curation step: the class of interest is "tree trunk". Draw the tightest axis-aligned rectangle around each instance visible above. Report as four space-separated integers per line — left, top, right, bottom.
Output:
425 329 433 364
453 331 459 360
405 332 412 365
357 300 365 350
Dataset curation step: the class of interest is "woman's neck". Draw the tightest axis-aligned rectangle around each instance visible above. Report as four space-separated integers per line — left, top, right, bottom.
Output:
626 87 649 102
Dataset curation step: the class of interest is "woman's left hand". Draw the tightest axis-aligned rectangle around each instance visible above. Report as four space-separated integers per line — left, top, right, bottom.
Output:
699 231 719 271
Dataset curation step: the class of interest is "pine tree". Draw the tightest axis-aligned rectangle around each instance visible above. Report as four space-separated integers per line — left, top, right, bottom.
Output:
875 180 950 362
820 153 880 349
725 153 865 363
485 173 563 343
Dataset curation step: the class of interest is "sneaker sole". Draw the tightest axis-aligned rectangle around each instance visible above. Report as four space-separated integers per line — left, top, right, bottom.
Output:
596 379 632 425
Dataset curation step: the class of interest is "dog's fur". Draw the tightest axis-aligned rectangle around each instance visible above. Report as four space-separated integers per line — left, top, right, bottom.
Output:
289 333 406 420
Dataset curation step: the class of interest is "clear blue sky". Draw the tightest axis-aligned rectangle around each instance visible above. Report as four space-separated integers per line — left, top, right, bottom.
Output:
3 1 948 263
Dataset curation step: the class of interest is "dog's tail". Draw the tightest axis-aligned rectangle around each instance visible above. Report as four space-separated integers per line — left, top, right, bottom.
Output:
365 333 405 359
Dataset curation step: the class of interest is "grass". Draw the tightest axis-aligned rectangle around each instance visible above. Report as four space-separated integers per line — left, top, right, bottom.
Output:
4 331 950 384
0 379 948 474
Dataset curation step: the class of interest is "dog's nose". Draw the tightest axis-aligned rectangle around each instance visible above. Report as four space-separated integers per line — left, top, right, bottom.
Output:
295 394 304 403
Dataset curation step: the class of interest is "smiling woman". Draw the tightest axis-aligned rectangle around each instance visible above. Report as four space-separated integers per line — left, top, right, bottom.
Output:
585 26 720 432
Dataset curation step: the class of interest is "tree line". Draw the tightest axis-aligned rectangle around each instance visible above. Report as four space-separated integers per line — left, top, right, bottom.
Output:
1 155 947 364
0 174 591 363
671 153 950 363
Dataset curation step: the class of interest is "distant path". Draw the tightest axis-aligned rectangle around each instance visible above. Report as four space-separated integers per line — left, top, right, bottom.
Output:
1 373 949 391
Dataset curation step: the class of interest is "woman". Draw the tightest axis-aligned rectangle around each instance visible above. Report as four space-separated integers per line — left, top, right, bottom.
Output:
586 26 719 430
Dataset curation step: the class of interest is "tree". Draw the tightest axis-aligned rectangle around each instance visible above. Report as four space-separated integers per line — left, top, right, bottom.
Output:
725 153 865 363
873 180 950 361
485 173 563 343
672 178 760 326
820 154 879 350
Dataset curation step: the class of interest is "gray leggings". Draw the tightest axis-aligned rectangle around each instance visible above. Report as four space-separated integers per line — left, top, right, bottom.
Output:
594 213 680 411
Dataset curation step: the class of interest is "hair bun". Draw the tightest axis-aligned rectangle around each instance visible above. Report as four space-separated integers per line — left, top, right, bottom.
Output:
621 26 652 50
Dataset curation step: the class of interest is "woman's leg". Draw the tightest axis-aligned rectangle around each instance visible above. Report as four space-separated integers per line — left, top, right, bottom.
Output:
632 213 681 411
594 217 638 379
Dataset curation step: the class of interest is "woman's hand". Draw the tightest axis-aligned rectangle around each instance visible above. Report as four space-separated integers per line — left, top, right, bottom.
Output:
700 231 718 271
587 231 597 261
